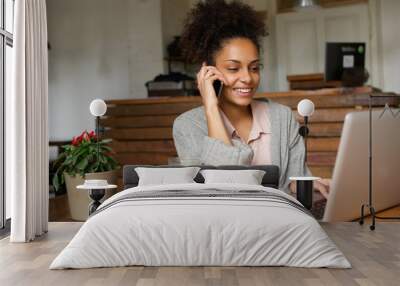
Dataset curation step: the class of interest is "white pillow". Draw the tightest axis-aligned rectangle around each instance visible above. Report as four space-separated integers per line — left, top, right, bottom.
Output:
200 169 266 185
135 167 201 186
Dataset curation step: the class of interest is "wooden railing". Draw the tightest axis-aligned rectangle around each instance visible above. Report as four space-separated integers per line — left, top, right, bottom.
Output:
102 87 399 183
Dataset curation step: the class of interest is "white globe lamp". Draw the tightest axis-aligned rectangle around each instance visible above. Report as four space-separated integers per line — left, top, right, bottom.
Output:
90 99 107 117
89 99 107 165
297 99 315 117
297 99 315 163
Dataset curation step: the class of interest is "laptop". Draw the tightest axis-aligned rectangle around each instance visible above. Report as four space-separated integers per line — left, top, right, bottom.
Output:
322 109 400 222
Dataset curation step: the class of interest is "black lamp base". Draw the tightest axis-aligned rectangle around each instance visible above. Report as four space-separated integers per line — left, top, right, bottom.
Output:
298 126 309 137
296 180 313 210
88 189 105 215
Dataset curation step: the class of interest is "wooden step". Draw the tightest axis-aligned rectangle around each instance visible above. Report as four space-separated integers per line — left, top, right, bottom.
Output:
309 166 334 179
115 152 177 166
110 138 340 153
114 151 335 169
106 102 200 117
101 115 177 128
110 140 176 153
269 92 399 109
294 107 387 123
104 127 173 140
104 123 342 140
294 108 357 123
308 123 343 137
103 107 368 129
103 106 377 128
307 152 336 166
307 138 340 152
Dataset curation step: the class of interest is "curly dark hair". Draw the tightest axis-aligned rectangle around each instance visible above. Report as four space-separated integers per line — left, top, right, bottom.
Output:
180 0 268 64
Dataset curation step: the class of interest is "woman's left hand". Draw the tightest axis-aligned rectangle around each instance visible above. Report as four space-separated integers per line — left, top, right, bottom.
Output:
314 178 331 199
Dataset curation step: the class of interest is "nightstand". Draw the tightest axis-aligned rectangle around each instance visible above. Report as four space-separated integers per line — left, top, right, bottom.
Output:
77 182 117 215
289 176 320 210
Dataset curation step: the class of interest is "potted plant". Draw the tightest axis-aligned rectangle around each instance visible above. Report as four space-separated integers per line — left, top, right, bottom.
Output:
52 130 119 221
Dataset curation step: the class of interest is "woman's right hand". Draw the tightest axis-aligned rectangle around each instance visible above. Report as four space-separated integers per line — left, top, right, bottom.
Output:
196 62 228 109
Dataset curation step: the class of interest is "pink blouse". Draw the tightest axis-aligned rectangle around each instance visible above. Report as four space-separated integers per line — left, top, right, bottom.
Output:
220 100 272 165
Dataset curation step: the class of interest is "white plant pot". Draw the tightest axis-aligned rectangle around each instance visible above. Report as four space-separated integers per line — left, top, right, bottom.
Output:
64 170 118 221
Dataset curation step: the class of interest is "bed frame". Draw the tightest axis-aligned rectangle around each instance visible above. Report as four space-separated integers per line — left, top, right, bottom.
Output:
123 165 280 189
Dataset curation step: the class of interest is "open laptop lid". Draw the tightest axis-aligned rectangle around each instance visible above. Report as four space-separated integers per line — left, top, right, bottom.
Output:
323 109 400 222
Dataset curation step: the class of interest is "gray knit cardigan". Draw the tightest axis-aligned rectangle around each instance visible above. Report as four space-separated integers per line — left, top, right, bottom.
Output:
172 99 311 193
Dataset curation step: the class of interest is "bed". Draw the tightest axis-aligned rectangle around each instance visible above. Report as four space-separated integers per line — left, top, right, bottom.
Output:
50 165 350 269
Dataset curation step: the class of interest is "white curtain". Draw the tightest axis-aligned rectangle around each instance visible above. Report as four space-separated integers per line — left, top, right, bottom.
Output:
7 0 49 242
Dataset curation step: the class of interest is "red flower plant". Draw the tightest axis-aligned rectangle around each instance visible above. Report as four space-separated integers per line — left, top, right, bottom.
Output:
71 130 97 146
52 129 119 192
88 130 96 140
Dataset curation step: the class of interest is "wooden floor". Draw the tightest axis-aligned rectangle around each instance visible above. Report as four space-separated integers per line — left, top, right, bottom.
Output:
1 222 399 286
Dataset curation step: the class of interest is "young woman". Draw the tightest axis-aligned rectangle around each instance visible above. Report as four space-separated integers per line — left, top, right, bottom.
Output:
173 0 329 197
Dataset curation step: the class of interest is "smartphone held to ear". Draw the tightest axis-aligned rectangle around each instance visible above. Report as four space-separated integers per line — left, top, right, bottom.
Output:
213 80 223 97
206 61 224 97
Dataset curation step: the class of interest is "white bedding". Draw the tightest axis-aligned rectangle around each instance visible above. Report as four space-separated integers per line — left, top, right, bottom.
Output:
50 183 351 269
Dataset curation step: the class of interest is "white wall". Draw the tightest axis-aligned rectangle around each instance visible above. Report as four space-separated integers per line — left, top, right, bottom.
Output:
161 0 189 55
377 0 400 93
47 0 164 141
161 0 190 73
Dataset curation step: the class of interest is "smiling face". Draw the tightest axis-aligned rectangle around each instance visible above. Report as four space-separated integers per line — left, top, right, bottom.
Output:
214 37 261 107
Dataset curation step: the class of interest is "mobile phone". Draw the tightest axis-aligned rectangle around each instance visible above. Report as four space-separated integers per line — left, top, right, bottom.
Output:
213 79 223 97
206 61 224 97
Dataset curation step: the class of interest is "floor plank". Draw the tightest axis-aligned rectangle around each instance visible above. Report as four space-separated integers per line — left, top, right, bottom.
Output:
0 222 399 286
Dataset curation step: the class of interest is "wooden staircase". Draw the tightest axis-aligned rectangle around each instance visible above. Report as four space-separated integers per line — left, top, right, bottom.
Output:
102 87 399 184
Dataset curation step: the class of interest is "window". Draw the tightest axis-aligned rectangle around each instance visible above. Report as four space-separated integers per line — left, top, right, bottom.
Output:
0 0 14 230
